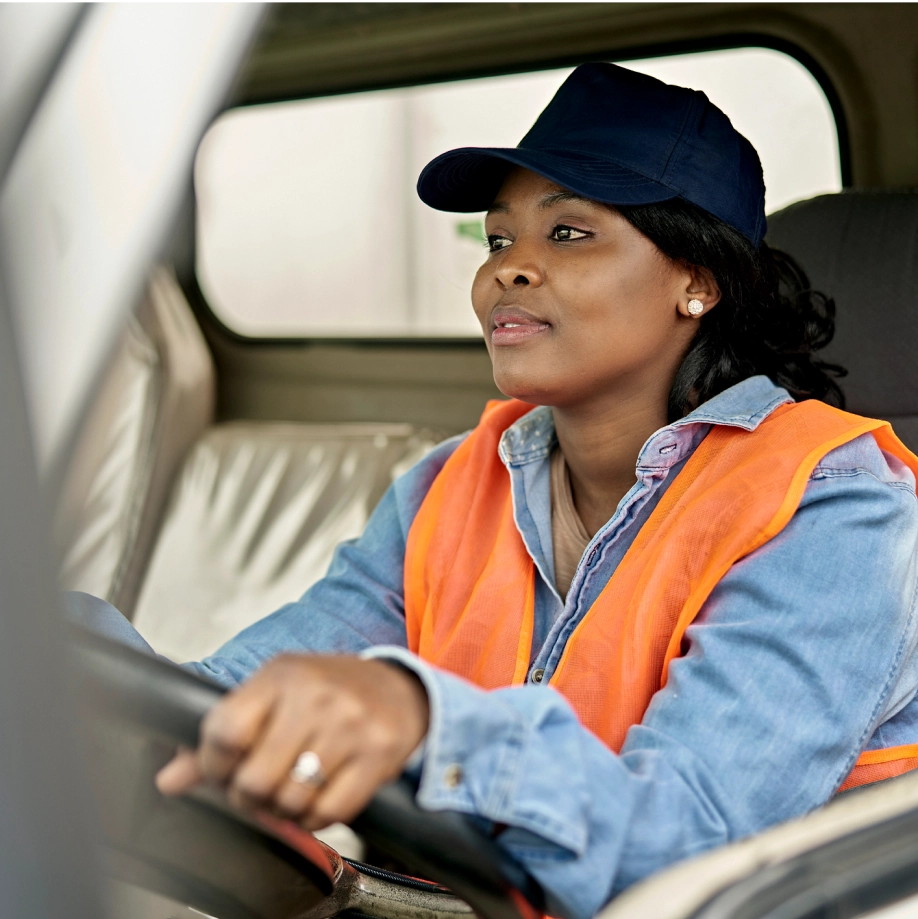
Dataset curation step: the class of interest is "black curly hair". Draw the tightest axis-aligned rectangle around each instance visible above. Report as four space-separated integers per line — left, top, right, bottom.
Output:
616 198 846 422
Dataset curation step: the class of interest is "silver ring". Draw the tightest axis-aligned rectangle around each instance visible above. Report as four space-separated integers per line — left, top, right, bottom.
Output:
289 750 326 787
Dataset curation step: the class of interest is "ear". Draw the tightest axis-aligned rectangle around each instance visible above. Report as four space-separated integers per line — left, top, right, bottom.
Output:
676 264 721 319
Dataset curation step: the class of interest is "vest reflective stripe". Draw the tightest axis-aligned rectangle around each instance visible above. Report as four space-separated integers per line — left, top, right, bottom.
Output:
404 398 918 791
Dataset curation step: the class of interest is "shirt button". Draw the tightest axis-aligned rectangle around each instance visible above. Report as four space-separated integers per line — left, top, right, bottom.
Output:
443 764 464 788
531 668 545 683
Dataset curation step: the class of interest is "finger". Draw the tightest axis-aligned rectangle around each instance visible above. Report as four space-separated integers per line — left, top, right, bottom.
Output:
155 746 203 796
273 773 322 819
272 751 337 817
271 731 359 818
198 687 276 786
300 755 387 832
229 703 322 808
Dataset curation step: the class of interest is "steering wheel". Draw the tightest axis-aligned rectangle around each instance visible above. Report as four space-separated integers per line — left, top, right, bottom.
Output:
71 627 545 919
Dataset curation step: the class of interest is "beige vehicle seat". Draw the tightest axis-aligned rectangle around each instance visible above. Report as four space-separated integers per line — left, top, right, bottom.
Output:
131 421 436 662
55 267 216 616
57 267 441 663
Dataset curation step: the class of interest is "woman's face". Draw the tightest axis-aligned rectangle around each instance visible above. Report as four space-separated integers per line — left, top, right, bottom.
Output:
471 167 714 411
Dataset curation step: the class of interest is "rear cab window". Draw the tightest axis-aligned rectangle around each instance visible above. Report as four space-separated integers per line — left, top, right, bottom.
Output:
195 47 842 339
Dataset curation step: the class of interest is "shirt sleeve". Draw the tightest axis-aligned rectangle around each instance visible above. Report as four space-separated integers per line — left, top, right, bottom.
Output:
367 451 918 919
189 435 466 688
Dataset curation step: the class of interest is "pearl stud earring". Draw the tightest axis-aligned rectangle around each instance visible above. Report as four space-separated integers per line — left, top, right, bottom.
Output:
687 298 704 316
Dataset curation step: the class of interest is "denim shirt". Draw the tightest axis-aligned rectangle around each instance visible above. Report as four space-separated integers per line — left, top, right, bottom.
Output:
70 376 918 919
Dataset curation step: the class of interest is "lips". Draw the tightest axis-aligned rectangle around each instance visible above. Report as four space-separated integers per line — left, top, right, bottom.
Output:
491 308 551 346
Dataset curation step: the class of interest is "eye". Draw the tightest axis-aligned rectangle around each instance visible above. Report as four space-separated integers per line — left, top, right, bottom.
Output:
551 224 591 242
486 233 512 252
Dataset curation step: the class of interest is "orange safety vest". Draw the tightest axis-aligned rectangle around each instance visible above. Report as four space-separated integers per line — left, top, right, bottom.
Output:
405 398 918 792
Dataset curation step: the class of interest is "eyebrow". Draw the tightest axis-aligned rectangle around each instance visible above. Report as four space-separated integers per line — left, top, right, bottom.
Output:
486 190 599 216
538 191 599 210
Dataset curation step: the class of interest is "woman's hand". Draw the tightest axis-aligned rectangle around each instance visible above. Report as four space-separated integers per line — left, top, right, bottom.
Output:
155 655 430 831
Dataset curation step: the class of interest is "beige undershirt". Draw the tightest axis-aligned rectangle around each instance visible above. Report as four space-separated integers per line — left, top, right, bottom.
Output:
550 446 592 599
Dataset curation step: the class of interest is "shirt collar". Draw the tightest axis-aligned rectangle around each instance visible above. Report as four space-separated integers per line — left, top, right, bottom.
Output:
670 374 793 431
498 375 794 468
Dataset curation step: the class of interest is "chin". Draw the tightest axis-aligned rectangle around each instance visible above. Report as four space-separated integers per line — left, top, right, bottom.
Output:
492 369 556 406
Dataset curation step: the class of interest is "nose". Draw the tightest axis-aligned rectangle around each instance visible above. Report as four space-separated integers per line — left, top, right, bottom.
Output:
494 237 544 289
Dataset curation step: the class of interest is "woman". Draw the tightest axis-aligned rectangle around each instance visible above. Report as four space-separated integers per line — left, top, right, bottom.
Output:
81 63 918 918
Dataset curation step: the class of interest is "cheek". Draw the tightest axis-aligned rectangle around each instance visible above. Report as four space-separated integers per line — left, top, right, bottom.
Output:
593 247 674 313
557 256 679 358
470 265 493 330
559 262 645 332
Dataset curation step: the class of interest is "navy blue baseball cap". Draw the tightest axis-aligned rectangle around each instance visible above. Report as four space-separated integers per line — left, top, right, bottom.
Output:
417 62 767 247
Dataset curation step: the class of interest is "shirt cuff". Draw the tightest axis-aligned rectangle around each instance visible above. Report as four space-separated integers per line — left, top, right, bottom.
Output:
360 645 589 857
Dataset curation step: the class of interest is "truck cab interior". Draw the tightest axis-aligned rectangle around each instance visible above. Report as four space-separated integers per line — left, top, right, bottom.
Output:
4 5 918 919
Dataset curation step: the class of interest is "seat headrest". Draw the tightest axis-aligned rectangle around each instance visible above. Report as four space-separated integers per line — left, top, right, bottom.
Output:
766 191 918 449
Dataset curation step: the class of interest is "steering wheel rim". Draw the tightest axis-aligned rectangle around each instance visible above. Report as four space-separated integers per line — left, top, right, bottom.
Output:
71 625 545 919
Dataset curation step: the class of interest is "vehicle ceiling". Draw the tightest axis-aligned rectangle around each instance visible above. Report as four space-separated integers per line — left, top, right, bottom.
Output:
234 2 918 189
173 2 918 434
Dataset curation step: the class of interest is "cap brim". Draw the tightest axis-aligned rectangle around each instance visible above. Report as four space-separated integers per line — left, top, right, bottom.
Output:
417 147 679 213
